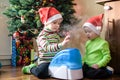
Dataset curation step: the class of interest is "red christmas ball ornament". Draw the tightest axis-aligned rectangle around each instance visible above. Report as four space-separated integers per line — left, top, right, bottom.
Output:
50 0 53 2
13 31 20 39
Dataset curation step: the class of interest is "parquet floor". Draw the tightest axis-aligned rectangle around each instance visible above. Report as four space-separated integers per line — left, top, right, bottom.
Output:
0 66 120 80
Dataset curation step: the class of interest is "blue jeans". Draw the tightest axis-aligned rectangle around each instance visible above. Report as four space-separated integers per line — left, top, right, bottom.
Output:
83 63 112 79
30 62 50 79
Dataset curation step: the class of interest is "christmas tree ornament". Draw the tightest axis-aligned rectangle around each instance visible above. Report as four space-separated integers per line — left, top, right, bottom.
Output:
42 0 47 6
16 55 22 65
13 31 21 48
21 16 25 23
13 31 20 39
16 40 21 48
22 56 30 65
49 0 54 2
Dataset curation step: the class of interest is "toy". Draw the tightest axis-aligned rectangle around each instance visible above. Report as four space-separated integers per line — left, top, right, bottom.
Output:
49 48 83 80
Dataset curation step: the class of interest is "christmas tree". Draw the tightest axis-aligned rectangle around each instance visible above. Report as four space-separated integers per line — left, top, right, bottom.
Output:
3 0 77 38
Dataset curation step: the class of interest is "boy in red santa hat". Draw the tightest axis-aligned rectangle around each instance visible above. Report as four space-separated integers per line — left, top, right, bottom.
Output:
82 14 114 79
22 7 70 79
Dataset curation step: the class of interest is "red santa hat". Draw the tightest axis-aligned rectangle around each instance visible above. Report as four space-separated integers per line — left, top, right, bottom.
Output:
38 7 63 25
83 14 104 35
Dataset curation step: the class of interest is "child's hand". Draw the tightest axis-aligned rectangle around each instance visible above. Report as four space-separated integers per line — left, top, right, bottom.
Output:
91 64 99 69
62 34 70 46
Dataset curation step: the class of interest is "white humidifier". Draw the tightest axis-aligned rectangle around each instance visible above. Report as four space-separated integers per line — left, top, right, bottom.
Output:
49 48 83 80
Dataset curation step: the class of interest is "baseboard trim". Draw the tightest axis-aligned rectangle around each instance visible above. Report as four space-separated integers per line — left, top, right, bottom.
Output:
0 59 11 66
0 55 11 66
0 55 11 59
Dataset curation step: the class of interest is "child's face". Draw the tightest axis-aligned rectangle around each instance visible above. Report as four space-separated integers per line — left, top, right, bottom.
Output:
46 18 63 32
83 26 99 40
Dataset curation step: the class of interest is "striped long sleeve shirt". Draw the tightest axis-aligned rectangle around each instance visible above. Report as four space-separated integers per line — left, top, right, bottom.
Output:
36 28 63 62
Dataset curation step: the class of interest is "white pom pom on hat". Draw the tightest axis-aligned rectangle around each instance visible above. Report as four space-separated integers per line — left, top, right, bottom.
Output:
83 14 104 35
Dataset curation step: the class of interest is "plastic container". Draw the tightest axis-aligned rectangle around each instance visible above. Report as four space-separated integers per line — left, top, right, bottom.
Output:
49 48 83 80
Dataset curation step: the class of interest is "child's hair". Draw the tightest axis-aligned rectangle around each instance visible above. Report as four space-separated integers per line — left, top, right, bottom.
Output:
38 7 63 25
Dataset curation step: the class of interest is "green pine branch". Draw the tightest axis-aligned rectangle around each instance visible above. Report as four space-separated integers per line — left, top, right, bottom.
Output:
3 0 77 38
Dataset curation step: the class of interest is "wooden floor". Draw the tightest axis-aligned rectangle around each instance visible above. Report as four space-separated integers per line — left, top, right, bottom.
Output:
0 66 120 80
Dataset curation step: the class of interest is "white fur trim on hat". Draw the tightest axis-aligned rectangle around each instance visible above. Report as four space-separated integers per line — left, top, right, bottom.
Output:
44 14 62 24
83 22 101 35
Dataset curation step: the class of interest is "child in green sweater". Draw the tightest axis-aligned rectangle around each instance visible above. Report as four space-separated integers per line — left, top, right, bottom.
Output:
82 14 114 79
22 7 70 79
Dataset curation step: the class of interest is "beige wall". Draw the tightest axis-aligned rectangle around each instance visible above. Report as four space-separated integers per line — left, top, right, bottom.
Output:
74 0 104 18
0 0 11 57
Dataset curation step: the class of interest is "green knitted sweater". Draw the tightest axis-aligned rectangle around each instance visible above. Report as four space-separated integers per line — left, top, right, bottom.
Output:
83 37 111 68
